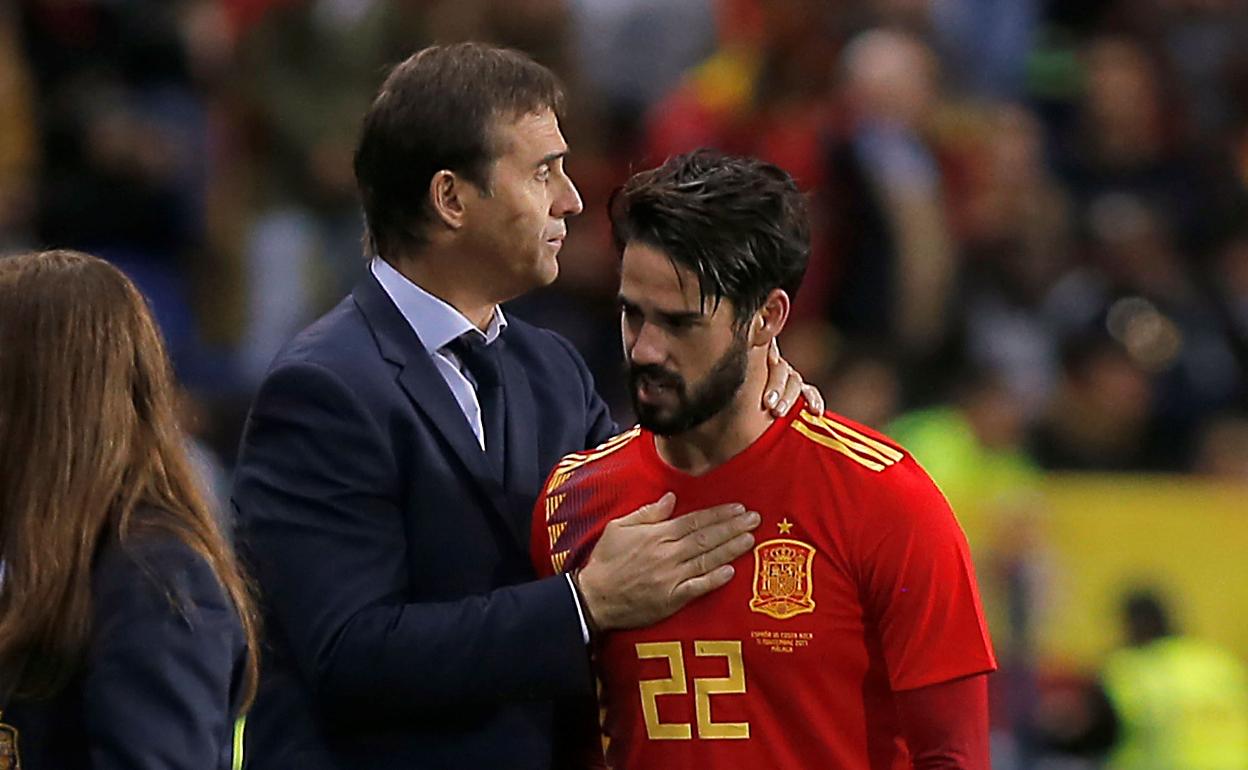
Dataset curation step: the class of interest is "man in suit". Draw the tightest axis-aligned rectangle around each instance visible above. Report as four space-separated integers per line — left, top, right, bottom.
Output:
232 43 815 769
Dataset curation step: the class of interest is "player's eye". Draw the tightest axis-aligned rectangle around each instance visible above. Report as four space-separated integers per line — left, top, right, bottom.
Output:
664 316 697 332
536 165 551 182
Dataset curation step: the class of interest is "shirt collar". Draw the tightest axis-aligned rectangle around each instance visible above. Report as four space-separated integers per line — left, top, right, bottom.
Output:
371 257 507 353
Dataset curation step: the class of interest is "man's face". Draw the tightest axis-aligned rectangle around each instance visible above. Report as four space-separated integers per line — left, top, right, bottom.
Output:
461 108 583 300
619 241 751 436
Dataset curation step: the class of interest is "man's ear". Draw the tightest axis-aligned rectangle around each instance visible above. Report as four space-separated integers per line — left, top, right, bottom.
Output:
750 289 791 348
429 170 468 230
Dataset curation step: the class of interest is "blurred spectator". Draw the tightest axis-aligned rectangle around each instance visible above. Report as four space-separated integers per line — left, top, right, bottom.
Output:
231 0 425 386
929 0 1041 100
1045 194 1242 467
568 0 714 147
1101 589 1248 770
889 366 1039 516
1195 414 1248 482
643 0 836 182
818 340 902 430
18 0 215 381
0 4 38 252
1156 0 1248 142
1033 588 1248 769
823 28 958 360
177 386 233 523
1032 334 1157 471
1213 232 1248 367
959 104 1074 418
1060 36 1238 260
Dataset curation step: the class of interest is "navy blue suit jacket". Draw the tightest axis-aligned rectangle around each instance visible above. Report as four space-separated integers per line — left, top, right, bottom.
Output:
6 530 248 770
232 272 617 769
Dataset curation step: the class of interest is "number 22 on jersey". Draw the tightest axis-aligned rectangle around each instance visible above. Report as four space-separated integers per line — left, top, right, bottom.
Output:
635 640 749 740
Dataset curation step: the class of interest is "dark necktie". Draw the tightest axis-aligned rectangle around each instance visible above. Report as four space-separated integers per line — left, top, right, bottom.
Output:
447 333 507 475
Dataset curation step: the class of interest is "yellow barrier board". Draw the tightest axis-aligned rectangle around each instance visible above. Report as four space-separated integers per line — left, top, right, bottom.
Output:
980 476 1248 671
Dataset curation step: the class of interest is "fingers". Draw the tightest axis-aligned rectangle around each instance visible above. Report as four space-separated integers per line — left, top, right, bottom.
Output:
777 371 803 415
680 530 755 580
622 492 677 525
670 509 759 561
762 339 787 412
671 564 737 608
802 383 825 414
667 502 747 540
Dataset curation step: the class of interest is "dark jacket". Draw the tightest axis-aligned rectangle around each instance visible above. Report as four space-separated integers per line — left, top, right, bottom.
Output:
232 272 617 769
5 531 249 770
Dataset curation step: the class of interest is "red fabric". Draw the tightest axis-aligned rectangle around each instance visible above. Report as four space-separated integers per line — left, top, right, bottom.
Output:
896 674 992 769
532 401 996 769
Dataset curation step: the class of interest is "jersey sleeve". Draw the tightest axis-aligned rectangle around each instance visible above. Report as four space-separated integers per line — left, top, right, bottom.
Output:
530 428 645 582
857 458 997 691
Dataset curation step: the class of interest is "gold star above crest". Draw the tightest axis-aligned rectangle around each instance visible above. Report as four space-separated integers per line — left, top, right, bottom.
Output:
777 518 794 534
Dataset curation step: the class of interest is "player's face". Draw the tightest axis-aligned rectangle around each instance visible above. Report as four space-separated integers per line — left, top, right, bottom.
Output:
619 241 750 436
461 109 583 300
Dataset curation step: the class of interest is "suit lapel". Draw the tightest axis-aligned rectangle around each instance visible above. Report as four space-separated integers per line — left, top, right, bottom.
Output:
352 273 527 548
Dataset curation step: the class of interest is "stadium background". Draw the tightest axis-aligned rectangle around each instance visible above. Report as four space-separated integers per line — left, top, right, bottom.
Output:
2 0 1246 765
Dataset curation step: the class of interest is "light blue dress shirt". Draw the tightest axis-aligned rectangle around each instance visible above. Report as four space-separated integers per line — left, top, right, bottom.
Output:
371 257 506 451
370 258 591 642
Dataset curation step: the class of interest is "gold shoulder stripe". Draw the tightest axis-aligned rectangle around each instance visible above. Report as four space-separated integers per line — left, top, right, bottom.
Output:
558 426 638 462
820 415 904 462
798 413 901 467
553 426 641 475
791 421 887 472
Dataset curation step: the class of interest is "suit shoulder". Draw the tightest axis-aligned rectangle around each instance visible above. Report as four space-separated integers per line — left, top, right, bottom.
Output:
786 409 910 476
501 317 590 373
269 296 382 376
93 524 233 628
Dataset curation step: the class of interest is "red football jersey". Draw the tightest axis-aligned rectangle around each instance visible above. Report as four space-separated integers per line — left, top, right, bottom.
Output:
531 403 997 770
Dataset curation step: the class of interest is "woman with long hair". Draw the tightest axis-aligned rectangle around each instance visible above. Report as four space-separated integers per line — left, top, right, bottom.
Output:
0 250 259 769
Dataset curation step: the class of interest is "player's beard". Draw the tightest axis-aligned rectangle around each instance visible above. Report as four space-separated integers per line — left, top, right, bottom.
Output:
628 332 749 437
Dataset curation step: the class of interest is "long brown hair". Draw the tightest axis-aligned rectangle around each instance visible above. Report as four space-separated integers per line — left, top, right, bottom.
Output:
0 250 259 707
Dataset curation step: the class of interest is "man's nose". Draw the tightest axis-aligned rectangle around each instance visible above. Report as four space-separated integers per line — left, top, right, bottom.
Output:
553 173 583 219
628 323 666 367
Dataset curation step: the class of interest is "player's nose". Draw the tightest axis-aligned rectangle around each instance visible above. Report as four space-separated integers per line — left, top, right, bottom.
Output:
628 323 667 367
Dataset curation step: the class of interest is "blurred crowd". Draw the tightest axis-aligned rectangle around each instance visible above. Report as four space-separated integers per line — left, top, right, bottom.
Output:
5 0 1248 483
3 0 1248 767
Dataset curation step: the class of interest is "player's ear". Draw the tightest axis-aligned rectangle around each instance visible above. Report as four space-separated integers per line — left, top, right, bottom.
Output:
429 170 469 230
750 289 790 348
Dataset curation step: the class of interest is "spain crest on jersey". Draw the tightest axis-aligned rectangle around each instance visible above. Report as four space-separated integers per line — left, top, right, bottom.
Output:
749 538 816 620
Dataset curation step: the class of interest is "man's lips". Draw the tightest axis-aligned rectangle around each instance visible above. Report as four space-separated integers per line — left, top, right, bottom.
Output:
635 376 677 403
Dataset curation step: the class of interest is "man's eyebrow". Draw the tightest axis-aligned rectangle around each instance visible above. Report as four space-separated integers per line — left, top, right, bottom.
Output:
660 310 704 325
537 150 567 168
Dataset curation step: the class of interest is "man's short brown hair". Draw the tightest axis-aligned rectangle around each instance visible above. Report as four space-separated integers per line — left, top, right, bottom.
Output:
354 43 565 260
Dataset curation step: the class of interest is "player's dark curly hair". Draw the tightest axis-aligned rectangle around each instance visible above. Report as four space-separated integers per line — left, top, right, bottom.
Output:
608 149 810 327
355 43 565 261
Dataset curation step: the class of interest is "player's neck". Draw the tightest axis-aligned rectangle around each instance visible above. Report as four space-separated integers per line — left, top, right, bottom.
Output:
654 368 774 476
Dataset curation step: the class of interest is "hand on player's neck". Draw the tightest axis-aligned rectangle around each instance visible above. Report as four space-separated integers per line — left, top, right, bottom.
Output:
655 366 775 477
